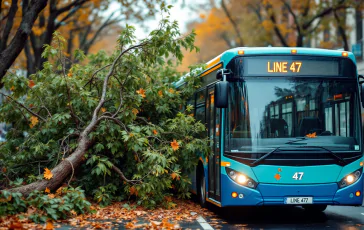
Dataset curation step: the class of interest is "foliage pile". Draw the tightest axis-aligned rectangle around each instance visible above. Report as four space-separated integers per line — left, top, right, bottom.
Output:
0 188 90 223
0 198 220 229
0 5 208 220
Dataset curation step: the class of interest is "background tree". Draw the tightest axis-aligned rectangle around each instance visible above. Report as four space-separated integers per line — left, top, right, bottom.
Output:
0 0 48 83
178 0 363 72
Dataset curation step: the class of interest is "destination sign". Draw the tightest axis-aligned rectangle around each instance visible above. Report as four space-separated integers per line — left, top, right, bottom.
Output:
243 58 339 76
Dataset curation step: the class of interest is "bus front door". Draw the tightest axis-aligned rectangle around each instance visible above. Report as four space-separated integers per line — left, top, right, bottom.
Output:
207 88 221 202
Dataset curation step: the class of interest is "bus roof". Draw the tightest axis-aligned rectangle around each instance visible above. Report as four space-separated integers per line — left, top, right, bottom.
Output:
174 47 356 88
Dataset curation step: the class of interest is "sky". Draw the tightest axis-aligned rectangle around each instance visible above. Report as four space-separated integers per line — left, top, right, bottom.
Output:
106 0 206 39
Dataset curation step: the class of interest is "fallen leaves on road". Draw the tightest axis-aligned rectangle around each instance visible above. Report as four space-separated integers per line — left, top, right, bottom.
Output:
0 198 216 229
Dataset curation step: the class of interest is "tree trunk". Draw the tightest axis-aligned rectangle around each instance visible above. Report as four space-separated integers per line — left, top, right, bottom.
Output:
9 134 91 196
0 0 48 81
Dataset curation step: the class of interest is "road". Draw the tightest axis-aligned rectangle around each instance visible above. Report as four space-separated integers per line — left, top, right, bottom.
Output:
196 205 364 229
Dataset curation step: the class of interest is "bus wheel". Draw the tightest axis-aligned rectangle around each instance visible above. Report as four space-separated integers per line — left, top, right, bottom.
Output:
197 167 206 208
303 205 327 212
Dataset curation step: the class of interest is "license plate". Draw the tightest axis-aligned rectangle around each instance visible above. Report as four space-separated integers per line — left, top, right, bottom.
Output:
284 197 313 204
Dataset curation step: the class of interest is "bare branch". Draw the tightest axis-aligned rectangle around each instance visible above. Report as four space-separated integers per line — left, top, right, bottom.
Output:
57 0 88 14
0 92 47 122
281 0 301 36
111 164 141 184
221 0 244 46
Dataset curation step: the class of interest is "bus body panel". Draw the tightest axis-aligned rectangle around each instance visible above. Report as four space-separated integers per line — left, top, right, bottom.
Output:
220 47 357 65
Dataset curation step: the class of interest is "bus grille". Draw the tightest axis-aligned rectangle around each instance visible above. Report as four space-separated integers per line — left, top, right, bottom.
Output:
224 150 362 166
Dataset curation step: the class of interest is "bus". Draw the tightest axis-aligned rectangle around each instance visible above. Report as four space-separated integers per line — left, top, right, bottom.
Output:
175 47 364 212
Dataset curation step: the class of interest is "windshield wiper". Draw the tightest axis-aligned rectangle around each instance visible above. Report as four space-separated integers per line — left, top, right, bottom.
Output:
251 147 281 166
285 137 307 145
298 146 346 166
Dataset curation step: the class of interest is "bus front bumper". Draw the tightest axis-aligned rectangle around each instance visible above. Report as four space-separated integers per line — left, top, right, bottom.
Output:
221 174 363 207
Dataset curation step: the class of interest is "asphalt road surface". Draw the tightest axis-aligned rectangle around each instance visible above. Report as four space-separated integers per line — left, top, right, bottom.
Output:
197 205 364 229
57 205 364 229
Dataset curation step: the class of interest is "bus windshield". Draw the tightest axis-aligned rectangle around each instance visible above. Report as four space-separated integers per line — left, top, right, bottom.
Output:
225 78 361 152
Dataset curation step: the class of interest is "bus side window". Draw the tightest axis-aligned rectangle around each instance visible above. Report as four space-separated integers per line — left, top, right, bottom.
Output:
195 89 206 137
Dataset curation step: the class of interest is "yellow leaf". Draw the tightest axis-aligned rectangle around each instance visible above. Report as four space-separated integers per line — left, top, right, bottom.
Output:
136 88 146 98
45 187 50 194
10 86 15 91
168 88 174 94
170 139 179 151
44 168 53 180
29 116 39 128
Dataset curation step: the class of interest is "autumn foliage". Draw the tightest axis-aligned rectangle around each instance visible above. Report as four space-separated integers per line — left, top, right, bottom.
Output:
0 5 209 222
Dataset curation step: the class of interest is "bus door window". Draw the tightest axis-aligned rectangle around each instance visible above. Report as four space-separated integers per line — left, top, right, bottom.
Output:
207 90 215 197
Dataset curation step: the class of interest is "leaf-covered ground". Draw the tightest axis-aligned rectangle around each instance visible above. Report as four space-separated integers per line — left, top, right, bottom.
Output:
0 199 217 229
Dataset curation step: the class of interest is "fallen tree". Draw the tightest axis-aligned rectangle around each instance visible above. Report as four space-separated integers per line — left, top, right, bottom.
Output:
0 6 208 209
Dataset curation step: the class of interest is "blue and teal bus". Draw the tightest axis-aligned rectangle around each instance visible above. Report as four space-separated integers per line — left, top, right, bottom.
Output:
176 47 364 212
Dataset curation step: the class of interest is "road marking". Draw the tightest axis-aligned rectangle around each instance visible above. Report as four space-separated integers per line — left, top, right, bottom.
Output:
197 216 214 230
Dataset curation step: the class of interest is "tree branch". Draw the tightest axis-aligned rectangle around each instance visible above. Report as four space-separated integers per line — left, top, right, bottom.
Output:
57 0 88 14
221 0 244 46
0 92 47 122
281 0 301 36
0 0 48 80
303 0 347 29
111 164 141 184
0 0 18 52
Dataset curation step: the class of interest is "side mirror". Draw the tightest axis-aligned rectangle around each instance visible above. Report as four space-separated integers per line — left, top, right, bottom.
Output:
361 84 364 108
359 75 364 84
215 81 228 108
216 69 232 80
216 69 223 80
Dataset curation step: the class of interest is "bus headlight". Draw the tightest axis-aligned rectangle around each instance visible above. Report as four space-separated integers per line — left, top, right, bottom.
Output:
226 168 257 189
338 168 362 188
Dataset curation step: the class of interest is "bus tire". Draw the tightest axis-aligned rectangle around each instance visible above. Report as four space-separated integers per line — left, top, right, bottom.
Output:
303 204 327 212
197 165 207 208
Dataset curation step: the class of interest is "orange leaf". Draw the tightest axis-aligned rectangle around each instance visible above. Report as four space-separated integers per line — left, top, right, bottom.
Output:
10 86 15 91
125 222 134 229
2 167 6 173
305 132 317 138
129 186 137 196
274 173 281 180
9 221 23 229
158 90 163 97
67 72 73 78
45 187 50 194
101 107 106 113
170 139 179 151
45 221 54 230
171 172 178 180
168 88 174 94
153 129 158 135
132 108 138 115
28 80 35 88
44 168 53 180
136 88 146 98
48 194 55 199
